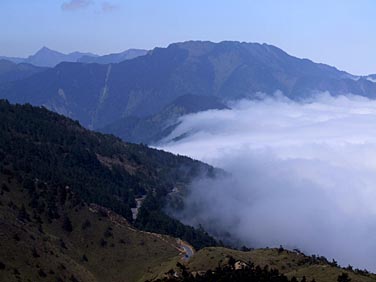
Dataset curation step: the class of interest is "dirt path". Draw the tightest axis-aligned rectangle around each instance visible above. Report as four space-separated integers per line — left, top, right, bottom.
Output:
89 203 193 261
131 195 146 220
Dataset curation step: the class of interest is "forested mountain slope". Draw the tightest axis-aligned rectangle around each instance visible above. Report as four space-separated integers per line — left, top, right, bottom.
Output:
99 94 228 144
0 100 217 249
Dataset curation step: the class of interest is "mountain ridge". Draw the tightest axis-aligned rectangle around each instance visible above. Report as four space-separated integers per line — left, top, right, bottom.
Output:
0 47 147 67
99 94 229 144
0 59 46 83
26 47 97 67
78 49 148 64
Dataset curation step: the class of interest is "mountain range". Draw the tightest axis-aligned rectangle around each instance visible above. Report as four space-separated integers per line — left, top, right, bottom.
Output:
0 47 147 67
0 59 46 83
0 47 96 67
1 40 376 143
78 49 148 64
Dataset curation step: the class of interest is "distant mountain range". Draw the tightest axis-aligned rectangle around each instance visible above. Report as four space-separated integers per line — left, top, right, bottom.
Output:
0 47 97 67
0 47 147 67
0 59 46 83
78 49 148 64
1 40 375 142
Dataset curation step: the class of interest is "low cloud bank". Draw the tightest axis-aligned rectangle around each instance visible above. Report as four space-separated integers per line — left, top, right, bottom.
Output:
158 93 376 271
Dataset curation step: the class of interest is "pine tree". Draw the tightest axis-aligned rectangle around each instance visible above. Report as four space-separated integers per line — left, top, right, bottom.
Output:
337 273 351 282
62 215 73 232
17 204 30 222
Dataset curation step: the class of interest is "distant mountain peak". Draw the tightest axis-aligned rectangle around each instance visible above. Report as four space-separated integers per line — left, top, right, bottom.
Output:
22 47 97 67
40 46 52 51
34 46 61 55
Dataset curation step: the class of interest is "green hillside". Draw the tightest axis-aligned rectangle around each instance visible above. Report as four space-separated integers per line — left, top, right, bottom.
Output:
0 100 217 249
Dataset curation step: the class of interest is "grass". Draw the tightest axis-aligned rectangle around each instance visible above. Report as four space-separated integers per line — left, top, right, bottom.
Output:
0 173 182 282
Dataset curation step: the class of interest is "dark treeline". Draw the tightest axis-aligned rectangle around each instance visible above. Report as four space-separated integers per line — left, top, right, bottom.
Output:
151 259 354 282
152 260 313 282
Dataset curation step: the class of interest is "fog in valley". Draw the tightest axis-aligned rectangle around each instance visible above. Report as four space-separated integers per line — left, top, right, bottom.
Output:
158 92 376 271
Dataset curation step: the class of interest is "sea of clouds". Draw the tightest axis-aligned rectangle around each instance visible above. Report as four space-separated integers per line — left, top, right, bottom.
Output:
158 92 376 271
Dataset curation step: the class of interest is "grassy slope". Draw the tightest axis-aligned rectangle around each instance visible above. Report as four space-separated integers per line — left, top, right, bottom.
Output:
0 173 182 282
187 247 376 282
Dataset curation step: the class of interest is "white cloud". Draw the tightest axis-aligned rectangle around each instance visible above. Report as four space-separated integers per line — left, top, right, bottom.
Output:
159 92 376 271
61 0 92 11
101 1 119 13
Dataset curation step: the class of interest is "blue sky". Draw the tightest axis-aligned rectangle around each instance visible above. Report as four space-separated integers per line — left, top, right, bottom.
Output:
0 0 375 75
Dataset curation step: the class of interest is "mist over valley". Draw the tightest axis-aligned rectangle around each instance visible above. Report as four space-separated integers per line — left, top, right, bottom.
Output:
159 93 376 271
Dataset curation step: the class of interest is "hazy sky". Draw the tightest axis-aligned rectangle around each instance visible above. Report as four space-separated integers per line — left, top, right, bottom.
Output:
0 0 375 75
